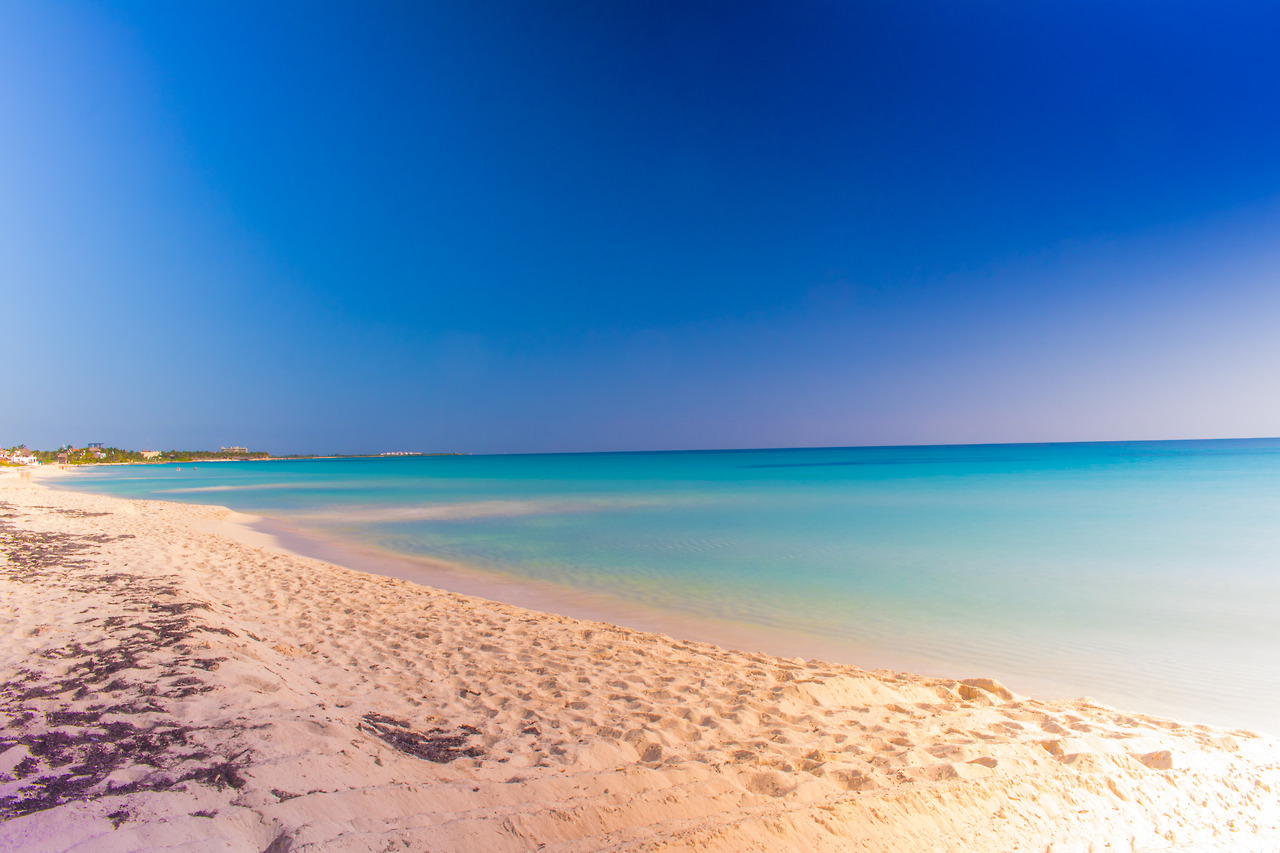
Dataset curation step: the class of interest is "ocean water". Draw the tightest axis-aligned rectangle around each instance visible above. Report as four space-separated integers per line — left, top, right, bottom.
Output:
56 440 1280 734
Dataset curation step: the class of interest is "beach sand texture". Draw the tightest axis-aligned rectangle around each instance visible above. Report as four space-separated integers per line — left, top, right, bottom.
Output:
1 474 1278 851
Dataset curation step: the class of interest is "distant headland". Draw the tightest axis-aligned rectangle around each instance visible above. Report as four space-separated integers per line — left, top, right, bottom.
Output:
1 444 468 466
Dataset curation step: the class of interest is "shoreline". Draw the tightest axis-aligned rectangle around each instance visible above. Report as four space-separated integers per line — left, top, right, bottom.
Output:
245 513 965 678
42 465 1279 735
38 466 985 696
238 515 1280 735
4 472 1280 850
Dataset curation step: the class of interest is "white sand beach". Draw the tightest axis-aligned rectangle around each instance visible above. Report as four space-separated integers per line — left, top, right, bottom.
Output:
2 471 1278 851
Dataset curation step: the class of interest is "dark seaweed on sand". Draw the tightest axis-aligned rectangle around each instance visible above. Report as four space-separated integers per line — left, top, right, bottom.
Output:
0 502 248 822
359 713 483 763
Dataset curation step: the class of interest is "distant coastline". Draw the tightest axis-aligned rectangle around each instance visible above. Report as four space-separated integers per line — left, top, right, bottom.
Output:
2 444 469 468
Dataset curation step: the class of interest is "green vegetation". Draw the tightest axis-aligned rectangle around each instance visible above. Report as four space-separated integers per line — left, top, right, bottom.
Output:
2 445 468 466
3 445 271 466
147 449 271 463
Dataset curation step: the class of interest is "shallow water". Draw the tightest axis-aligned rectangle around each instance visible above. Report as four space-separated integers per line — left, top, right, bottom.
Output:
58 440 1280 733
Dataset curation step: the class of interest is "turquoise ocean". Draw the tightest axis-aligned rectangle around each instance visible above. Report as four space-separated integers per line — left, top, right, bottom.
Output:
56 440 1280 734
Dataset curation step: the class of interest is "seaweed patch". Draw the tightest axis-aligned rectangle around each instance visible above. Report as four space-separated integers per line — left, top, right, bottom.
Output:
359 713 483 763
0 502 246 821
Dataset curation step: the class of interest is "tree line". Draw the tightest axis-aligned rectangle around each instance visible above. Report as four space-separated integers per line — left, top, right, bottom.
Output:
2 446 271 465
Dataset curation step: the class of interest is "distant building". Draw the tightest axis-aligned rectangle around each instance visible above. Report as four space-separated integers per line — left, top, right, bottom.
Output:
221 446 249 453
141 450 161 459
87 442 104 449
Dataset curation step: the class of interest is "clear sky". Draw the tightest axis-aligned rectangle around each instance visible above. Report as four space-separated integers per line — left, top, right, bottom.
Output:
4 1 1280 454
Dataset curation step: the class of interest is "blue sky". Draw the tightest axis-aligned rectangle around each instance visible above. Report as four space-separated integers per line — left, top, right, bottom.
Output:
3 1 1280 454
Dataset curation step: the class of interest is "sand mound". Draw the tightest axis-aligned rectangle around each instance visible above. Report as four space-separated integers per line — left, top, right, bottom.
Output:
1 476 1278 851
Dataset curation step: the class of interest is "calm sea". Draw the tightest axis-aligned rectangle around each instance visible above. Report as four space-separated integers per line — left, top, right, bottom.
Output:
56 440 1280 734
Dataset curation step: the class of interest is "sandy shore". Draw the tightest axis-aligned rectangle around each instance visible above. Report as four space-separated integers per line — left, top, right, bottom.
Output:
1 474 1278 851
